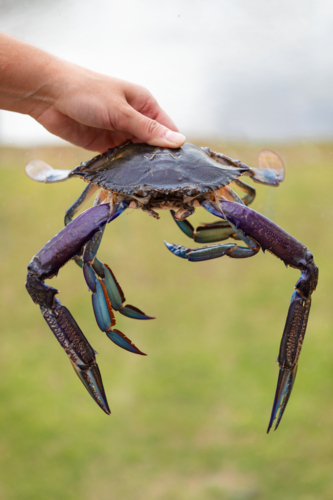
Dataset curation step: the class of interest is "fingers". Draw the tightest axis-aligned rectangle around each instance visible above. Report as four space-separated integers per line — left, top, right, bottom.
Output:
119 107 186 148
37 70 186 150
151 108 180 135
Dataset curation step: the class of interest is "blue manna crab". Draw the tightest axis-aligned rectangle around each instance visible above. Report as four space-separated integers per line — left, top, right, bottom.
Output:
25 142 318 432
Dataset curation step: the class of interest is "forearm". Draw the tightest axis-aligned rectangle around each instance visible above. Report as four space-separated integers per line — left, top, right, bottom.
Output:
0 33 64 116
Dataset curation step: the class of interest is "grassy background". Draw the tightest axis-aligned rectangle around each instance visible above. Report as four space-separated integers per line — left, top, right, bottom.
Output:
0 142 332 500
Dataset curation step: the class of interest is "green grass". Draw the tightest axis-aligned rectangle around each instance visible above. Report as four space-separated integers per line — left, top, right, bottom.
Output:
0 142 333 499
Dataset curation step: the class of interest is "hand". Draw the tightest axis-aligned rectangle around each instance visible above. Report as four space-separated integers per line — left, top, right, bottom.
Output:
0 33 186 151
34 69 186 152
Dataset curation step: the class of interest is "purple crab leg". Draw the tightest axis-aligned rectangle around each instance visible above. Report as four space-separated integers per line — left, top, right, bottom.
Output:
63 184 153 326
63 183 101 269
218 201 318 432
26 204 113 414
209 200 318 431
166 200 318 431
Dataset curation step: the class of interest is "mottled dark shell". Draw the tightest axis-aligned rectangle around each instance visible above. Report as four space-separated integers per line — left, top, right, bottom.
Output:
70 142 249 197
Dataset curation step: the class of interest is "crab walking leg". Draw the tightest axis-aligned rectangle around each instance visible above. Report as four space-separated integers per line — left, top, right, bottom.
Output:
170 210 238 244
80 211 151 355
26 204 113 414
167 204 259 262
64 190 151 323
207 200 318 432
231 179 256 206
91 258 155 321
64 183 100 226
73 201 154 323
171 183 251 244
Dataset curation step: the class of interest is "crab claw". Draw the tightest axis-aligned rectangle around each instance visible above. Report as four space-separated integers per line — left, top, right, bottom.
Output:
267 365 298 433
266 267 317 432
41 299 110 415
71 360 111 415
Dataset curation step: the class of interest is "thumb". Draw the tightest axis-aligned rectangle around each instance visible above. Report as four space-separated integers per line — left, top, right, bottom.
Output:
123 108 186 148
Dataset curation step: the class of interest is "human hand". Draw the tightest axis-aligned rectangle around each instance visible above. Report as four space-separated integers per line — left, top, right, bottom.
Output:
0 33 185 151
34 67 186 152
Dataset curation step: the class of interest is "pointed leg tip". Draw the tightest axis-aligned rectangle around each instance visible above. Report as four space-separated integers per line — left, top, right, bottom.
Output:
73 361 111 415
163 240 188 259
267 366 297 433
119 304 155 320
106 329 147 356
100 401 111 415
266 419 278 434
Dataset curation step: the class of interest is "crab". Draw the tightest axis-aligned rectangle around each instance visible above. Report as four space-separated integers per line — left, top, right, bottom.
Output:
25 142 318 432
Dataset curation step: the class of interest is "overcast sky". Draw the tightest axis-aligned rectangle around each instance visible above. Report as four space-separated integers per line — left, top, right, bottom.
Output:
0 0 332 145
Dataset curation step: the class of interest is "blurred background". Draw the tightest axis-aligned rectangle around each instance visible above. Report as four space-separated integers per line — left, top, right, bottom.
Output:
1 1 333 499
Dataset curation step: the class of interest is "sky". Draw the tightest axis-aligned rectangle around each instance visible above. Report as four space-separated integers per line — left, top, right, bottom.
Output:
0 0 332 146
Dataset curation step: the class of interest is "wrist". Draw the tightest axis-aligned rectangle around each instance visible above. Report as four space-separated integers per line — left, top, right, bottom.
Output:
0 33 67 117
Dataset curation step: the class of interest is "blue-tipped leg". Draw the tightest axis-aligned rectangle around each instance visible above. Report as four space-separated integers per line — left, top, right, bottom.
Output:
119 305 154 320
91 278 116 332
96 263 124 311
81 215 152 356
164 241 189 259
106 329 146 355
81 200 154 324
170 210 237 244
170 210 194 239
84 263 147 354
166 204 260 263
164 240 251 262
90 262 154 320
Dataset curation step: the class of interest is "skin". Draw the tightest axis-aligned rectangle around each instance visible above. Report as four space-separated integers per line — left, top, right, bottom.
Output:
0 32 186 152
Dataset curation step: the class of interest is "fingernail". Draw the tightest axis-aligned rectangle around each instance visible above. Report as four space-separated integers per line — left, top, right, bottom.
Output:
165 130 186 146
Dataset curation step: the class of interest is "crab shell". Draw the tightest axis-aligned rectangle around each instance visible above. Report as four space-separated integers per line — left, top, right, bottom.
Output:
68 142 250 212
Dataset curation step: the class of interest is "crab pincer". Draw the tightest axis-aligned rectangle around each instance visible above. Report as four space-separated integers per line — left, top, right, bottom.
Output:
26 204 112 413
267 261 318 431
216 201 318 432
26 201 152 413
166 199 318 431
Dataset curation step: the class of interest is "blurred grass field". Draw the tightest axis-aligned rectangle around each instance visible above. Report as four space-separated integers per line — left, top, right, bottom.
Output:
0 141 333 500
